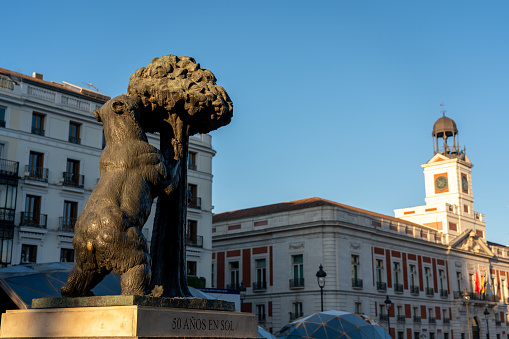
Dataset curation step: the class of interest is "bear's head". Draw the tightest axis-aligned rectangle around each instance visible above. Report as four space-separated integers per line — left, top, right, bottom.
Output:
94 95 148 145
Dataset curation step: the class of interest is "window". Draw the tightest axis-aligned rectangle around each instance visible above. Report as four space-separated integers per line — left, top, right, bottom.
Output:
444 333 449 339
398 332 404 339
28 151 45 180
414 333 420 339
256 304 266 322
413 307 419 317
379 304 386 316
352 255 360 280
291 254 304 287
187 220 199 246
354 302 362 315
64 159 82 187
60 248 74 262
255 259 266 289
187 184 200 209
32 113 45 136
0 182 17 222
62 201 78 231
425 267 432 291
464 205 469 213
0 106 5 127
456 272 462 292
211 263 215 288
102 131 105 149
394 262 401 288
292 302 303 320
188 151 197 170
443 309 448 321
429 333 435 339
397 306 402 316
69 122 81 144
469 274 474 292
187 261 197 276
20 244 37 263
428 308 433 318
229 261 239 289
24 195 41 225
376 259 384 283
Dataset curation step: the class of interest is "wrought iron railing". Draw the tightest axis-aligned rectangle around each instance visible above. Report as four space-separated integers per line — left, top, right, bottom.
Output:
226 283 240 290
410 286 420 295
63 172 84 188
59 217 77 232
425 287 434 296
453 291 462 299
413 316 421 323
443 318 450 324
68 136 81 144
440 289 448 298
289 312 303 321
377 281 387 292
379 315 388 321
252 281 267 291
186 235 203 248
429 317 436 324
25 165 48 182
188 197 201 209
31 127 45 136
397 315 406 322
394 283 404 293
0 208 15 223
20 212 47 228
289 278 305 288
352 278 363 288
0 159 19 177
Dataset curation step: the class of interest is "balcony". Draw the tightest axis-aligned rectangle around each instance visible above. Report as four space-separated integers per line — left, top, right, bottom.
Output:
63 172 84 188
226 283 241 290
425 287 434 296
352 278 363 289
453 291 462 299
413 316 421 323
428 317 436 324
252 281 267 291
25 165 48 182
0 208 15 224
486 294 500 302
0 159 19 177
440 289 449 298
59 217 77 232
394 283 404 293
31 127 45 136
257 314 266 323
186 234 203 248
289 312 303 321
188 197 201 210
379 315 388 322
20 212 47 228
289 278 305 289
443 318 450 324
397 315 406 323
376 281 387 292
68 136 81 144
496 320 501 326
410 286 420 295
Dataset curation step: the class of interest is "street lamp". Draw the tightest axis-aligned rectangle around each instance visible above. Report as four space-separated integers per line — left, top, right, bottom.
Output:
239 281 246 312
463 288 471 339
484 308 490 339
384 295 392 338
316 264 326 312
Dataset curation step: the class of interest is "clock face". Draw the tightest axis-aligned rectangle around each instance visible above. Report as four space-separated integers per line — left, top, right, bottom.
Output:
435 176 448 191
462 176 468 192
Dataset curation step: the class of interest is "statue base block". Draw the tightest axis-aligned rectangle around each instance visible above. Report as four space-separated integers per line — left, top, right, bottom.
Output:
0 297 258 339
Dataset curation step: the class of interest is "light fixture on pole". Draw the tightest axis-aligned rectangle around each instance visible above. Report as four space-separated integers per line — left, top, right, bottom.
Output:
316 264 326 312
239 281 246 312
463 288 471 339
384 295 392 338
484 308 490 339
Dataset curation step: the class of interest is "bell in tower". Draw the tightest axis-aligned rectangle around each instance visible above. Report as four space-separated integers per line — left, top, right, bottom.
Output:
432 112 461 156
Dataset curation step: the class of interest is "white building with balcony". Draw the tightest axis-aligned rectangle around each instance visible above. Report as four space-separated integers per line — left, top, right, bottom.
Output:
0 67 216 287
212 115 509 339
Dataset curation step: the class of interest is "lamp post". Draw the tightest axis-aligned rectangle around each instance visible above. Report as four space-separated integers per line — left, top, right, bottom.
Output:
384 295 392 338
463 288 472 339
484 308 490 339
239 281 246 312
316 264 326 312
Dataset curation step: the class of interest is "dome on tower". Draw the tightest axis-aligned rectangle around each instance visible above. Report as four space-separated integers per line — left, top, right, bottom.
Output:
432 115 458 138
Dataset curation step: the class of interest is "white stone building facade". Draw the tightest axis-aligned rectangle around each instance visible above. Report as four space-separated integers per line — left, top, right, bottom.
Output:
212 116 509 339
0 68 215 287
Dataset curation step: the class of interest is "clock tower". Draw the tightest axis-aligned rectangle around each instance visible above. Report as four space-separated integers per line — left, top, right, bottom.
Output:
394 113 486 238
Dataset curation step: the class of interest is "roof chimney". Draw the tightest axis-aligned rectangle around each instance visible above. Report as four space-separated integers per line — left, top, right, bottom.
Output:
32 72 43 80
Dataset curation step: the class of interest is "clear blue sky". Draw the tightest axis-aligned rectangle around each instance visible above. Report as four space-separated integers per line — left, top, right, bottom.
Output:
3 1 508 243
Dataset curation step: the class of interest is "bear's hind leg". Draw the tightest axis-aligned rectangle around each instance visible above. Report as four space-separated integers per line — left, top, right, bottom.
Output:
61 263 109 297
120 263 151 295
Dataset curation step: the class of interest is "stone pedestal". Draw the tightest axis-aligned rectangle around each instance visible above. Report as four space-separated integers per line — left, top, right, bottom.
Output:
0 296 258 339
